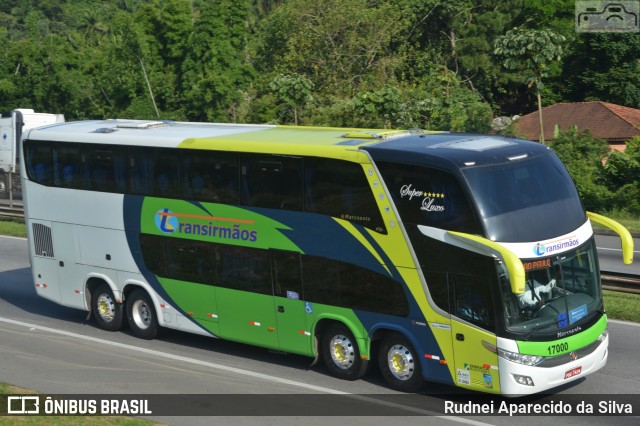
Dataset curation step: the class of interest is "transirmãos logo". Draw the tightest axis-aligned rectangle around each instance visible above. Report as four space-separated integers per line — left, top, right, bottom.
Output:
154 208 258 242
533 237 579 257
155 208 178 233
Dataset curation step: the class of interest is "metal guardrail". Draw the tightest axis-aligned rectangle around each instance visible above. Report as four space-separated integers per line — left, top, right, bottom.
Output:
0 205 24 218
601 272 640 295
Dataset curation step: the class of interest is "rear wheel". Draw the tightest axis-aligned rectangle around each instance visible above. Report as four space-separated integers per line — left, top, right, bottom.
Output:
321 323 368 381
126 289 159 340
91 283 123 331
378 333 423 392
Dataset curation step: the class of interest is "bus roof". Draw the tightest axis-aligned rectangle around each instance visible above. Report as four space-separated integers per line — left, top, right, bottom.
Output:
363 132 552 169
24 119 415 149
25 119 549 168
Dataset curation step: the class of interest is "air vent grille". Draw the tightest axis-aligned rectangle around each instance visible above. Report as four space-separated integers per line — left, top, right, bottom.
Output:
32 223 54 258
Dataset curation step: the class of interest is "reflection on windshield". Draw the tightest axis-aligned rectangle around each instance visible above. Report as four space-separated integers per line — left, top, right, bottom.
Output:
499 240 601 337
462 153 585 242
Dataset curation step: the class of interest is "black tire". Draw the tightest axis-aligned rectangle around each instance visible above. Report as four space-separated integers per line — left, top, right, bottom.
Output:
0 173 8 200
126 289 159 340
321 323 368 381
91 283 124 331
378 333 423 392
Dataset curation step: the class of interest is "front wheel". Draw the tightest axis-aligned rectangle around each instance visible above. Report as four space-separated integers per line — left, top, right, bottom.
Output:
126 289 159 340
91 283 124 331
378 333 423 392
321 323 368 381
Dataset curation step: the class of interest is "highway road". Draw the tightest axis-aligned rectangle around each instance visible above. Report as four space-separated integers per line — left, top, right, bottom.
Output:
0 235 638 425
596 233 640 275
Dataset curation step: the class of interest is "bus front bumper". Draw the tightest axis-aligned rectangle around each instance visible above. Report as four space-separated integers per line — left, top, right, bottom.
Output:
499 334 608 396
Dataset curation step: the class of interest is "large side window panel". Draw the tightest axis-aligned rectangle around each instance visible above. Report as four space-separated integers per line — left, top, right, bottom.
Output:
271 250 303 300
139 234 166 277
339 263 409 316
301 256 340 306
86 145 128 193
164 239 213 285
25 141 54 185
182 150 239 204
214 245 271 295
450 273 495 331
305 157 385 233
131 148 179 197
53 143 82 188
302 255 408 316
241 154 303 210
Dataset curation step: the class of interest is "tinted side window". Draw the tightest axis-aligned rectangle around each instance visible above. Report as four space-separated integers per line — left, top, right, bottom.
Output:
164 239 213 285
271 250 303 300
182 150 239 204
85 146 128 193
301 256 340 306
241 154 303 210
25 141 54 185
302 255 409 316
131 148 179 197
305 158 385 233
139 234 166 276
214 245 271 294
339 263 409 316
377 162 480 233
424 271 449 313
53 143 82 188
451 274 495 331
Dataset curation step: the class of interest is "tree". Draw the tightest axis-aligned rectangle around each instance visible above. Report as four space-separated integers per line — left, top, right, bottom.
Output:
181 0 254 121
269 73 314 125
494 27 565 143
561 33 640 108
550 128 611 212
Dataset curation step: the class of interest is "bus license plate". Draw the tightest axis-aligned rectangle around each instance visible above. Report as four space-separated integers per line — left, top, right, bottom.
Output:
564 367 582 379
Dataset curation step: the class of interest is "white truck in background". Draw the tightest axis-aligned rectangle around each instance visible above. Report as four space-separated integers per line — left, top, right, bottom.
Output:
0 109 65 200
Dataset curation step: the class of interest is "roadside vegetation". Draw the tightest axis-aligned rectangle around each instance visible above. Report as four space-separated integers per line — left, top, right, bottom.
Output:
0 217 26 238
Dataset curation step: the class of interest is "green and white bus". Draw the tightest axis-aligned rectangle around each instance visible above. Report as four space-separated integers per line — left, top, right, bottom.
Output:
21 119 634 395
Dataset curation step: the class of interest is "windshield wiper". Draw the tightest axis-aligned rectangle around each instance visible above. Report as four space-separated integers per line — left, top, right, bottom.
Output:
522 321 548 341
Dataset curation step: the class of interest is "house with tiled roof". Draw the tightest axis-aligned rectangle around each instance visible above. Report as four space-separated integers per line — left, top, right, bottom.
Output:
514 101 640 151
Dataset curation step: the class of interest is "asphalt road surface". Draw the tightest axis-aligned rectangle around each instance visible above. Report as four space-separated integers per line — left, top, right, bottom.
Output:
0 235 638 426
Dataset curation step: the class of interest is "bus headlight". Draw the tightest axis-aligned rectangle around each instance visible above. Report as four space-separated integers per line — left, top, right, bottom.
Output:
597 328 608 342
497 348 543 366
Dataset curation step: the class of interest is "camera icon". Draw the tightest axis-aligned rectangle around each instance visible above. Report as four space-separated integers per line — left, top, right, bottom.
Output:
576 1 640 32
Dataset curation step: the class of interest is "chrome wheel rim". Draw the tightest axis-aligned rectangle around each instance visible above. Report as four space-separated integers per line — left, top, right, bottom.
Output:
96 293 116 322
387 344 415 381
329 334 355 369
131 299 152 330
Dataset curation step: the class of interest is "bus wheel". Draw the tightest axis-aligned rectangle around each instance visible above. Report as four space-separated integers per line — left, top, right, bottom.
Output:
126 289 158 340
378 333 422 392
321 324 368 381
91 283 123 331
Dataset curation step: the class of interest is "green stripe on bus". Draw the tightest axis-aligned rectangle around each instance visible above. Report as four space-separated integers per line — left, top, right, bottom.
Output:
516 315 607 357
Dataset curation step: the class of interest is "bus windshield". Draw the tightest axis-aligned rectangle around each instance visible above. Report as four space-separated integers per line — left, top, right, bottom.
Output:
462 153 585 242
498 239 602 339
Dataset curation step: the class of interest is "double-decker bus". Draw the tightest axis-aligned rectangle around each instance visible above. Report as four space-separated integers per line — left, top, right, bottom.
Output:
21 119 633 395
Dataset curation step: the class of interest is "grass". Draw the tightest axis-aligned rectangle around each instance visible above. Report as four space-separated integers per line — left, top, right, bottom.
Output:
594 209 640 234
0 217 26 238
603 290 640 322
0 383 159 425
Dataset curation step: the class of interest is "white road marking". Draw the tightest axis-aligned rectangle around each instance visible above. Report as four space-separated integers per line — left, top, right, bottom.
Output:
0 316 494 425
